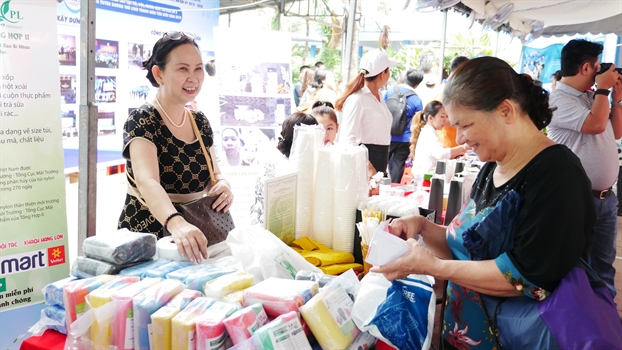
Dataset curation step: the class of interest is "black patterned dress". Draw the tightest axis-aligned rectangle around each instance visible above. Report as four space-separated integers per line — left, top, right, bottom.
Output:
118 104 214 238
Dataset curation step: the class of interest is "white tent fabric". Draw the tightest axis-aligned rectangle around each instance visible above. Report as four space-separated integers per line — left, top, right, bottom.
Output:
541 13 622 37
459 0 622 36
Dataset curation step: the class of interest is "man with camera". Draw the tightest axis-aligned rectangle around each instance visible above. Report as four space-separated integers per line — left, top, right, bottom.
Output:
548 39 622 298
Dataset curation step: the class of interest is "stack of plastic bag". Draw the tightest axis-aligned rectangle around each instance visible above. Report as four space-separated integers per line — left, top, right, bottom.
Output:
230 311 311 350
143 260 193 278
111 278 161 349
202 271 254 299
171 297 216 349
119 259 171 279
195 300 242 350
31 276 79 336
151 289 202 350
63 275 116 332
83 229 156 265
223 303 269 346
166 264 236 291
242 278 318 318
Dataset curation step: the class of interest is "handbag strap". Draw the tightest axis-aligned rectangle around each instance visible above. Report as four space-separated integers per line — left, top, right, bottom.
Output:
188 109 218 187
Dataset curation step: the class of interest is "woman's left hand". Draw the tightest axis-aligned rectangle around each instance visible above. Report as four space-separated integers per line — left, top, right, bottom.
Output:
207 179 233 212
370 238 439 281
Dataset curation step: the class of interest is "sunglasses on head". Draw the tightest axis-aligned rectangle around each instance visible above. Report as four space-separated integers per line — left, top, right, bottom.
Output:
312 101 334 109
162 31 197 41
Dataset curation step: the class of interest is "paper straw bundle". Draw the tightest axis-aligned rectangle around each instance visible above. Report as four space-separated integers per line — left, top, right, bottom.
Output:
289 125 324 240
312 147 336 247
195 301 242 350
150 289 202 350
132 279 185 350
171 297 217 349
111 278 161 350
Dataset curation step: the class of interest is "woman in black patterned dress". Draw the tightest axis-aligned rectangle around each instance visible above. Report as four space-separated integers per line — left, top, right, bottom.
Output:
118 32 233 263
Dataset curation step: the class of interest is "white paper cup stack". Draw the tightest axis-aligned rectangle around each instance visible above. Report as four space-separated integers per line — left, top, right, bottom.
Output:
332 149 361 253
312 147 336 247
356 146 370 201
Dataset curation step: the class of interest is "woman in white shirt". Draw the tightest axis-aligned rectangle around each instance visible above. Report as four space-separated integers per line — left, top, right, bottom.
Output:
336 50 396 174
411 100 468 173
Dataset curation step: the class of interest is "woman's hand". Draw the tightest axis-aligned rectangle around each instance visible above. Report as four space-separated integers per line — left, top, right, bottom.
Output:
388 215 428 241
167 215 208 263
207 179 233 212
370 238 438 281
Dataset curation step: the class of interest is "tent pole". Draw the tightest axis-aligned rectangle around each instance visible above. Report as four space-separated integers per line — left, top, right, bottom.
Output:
494 29 500 57
439 9 448 85
78 0 98 254
343 0 357 83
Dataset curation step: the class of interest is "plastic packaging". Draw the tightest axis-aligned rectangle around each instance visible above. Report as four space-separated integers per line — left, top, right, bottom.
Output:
71 256 126 278
295 270 336 288
42 276 77 308
242 278 318 318
83 229 157 265
299 280 359 349
223 303 269 345
150 289 202 350
143 260 193 279
111 278 161 350
346 331 377 350
132 279 185 350
365 220 410 267
196 300 242 350
64 275 116 331
223 290 245 305
28 305 67 336
171 297 217 349
184 266 237 291
202 271 254 299
379 177 391 196
251 311 312 350
119 259 171 278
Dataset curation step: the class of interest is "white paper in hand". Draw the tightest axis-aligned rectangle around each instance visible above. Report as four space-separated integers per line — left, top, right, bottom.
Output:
364 220 410 266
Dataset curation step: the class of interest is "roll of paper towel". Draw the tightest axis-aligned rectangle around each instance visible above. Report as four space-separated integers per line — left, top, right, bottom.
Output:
156 237 187 261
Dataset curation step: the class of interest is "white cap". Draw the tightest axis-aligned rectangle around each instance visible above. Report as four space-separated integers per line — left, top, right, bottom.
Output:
360 50 397 77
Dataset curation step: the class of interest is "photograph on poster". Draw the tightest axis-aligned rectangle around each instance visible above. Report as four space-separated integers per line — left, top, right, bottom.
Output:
127 42 152 69
60 75 77 104
219 62 292 95
95 76 117 103
58 34 76 66
129 84 151 101
220 95 291 127
217 126 278 167
95 39 119 68
98 109 116 135
61 106 78 138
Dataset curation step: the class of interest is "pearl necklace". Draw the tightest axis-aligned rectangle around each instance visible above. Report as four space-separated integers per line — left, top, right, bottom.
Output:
154 96 186 128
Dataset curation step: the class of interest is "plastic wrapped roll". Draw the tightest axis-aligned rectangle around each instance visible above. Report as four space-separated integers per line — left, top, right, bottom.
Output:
132 279 185 350
63 275 115 331
171 297 217 350
196 301 242 350
42 276 77 308
71 256 125 278
184 267 237 291
254 311 311 350
83 229 157 265
242 278 318 318
88 276 141 349
150 289 202 350
223 303 269 345
119 259 171 279
143 261 193 279
202 271 254 299
111 278 161 350
299 280 359 349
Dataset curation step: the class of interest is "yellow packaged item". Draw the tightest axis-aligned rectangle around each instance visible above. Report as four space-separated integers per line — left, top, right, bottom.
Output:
171 297 216 349
223 290 244 305
150 289 202 350
202 271 254 299
291 237 363 274
299 280 359 349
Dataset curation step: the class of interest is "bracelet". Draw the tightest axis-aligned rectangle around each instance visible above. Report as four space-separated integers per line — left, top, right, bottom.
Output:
215 174 225 181
164 212 183 228
612 101 622 108
594 89 610 98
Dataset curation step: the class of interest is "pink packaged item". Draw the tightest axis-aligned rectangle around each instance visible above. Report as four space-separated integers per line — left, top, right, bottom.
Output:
223 303 268 345
195 300 241 350
111 278 160 350
242 278 318 317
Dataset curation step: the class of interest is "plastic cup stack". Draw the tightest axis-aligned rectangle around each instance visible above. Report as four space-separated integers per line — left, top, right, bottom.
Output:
332 148 361 253
356 146 369 201
312 147 336 247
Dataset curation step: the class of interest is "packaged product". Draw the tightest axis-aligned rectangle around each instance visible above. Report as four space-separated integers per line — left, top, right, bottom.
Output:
242 278 318 317
150 289 202 350
202 271 253 299
83 229 156 265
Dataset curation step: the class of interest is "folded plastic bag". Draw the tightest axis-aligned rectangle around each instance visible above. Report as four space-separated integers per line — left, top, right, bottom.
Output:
42 276 77 308
132 279 185 350
230 311 311 350
242 278 318 318
151 289 202 350
143 260 193 278
227 226 321 283
365 221 410 266
28 305 67 336
223 303 269 345
119 259 171 278
111 278 161 350
184 266 237 291
352 272 435 350
299 279 359 349
171 297 217 349
196 300 242 350
83 229 157 265
64 275 116 331
202 271 254 299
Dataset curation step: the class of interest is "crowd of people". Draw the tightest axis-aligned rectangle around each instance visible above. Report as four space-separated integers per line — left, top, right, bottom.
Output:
118 31 622 348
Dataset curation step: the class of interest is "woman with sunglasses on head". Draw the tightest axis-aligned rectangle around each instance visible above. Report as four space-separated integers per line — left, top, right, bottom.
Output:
118 32 233 263
310 101 339 145
336 50 396 176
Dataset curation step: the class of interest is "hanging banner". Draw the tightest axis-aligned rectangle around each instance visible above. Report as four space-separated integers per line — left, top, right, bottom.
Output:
213 27 294 227
0 0 69 344
521 44 563 83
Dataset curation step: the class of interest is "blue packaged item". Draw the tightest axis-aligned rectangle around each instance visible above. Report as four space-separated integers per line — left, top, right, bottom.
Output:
143 261 193 279
120 258 171 278
185 267 237 291
30 305 67 335
42 276 77 308
165 264 215 282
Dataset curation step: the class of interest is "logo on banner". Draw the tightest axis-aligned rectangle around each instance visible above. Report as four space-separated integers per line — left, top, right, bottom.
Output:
0 278 5 293
0 245 66 276
0 0 24 23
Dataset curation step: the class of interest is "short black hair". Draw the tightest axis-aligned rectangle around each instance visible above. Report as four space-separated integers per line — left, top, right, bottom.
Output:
552 70 562 81
419 54 435 74
205 59 216 76
404 69 424 88
560 39 602 77
300 65 310 73
314 61 324 68
277 112 318 158
449 56 469 74
143 35 200 88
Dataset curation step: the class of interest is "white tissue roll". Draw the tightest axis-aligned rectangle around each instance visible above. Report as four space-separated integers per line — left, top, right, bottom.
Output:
156 237 188 261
